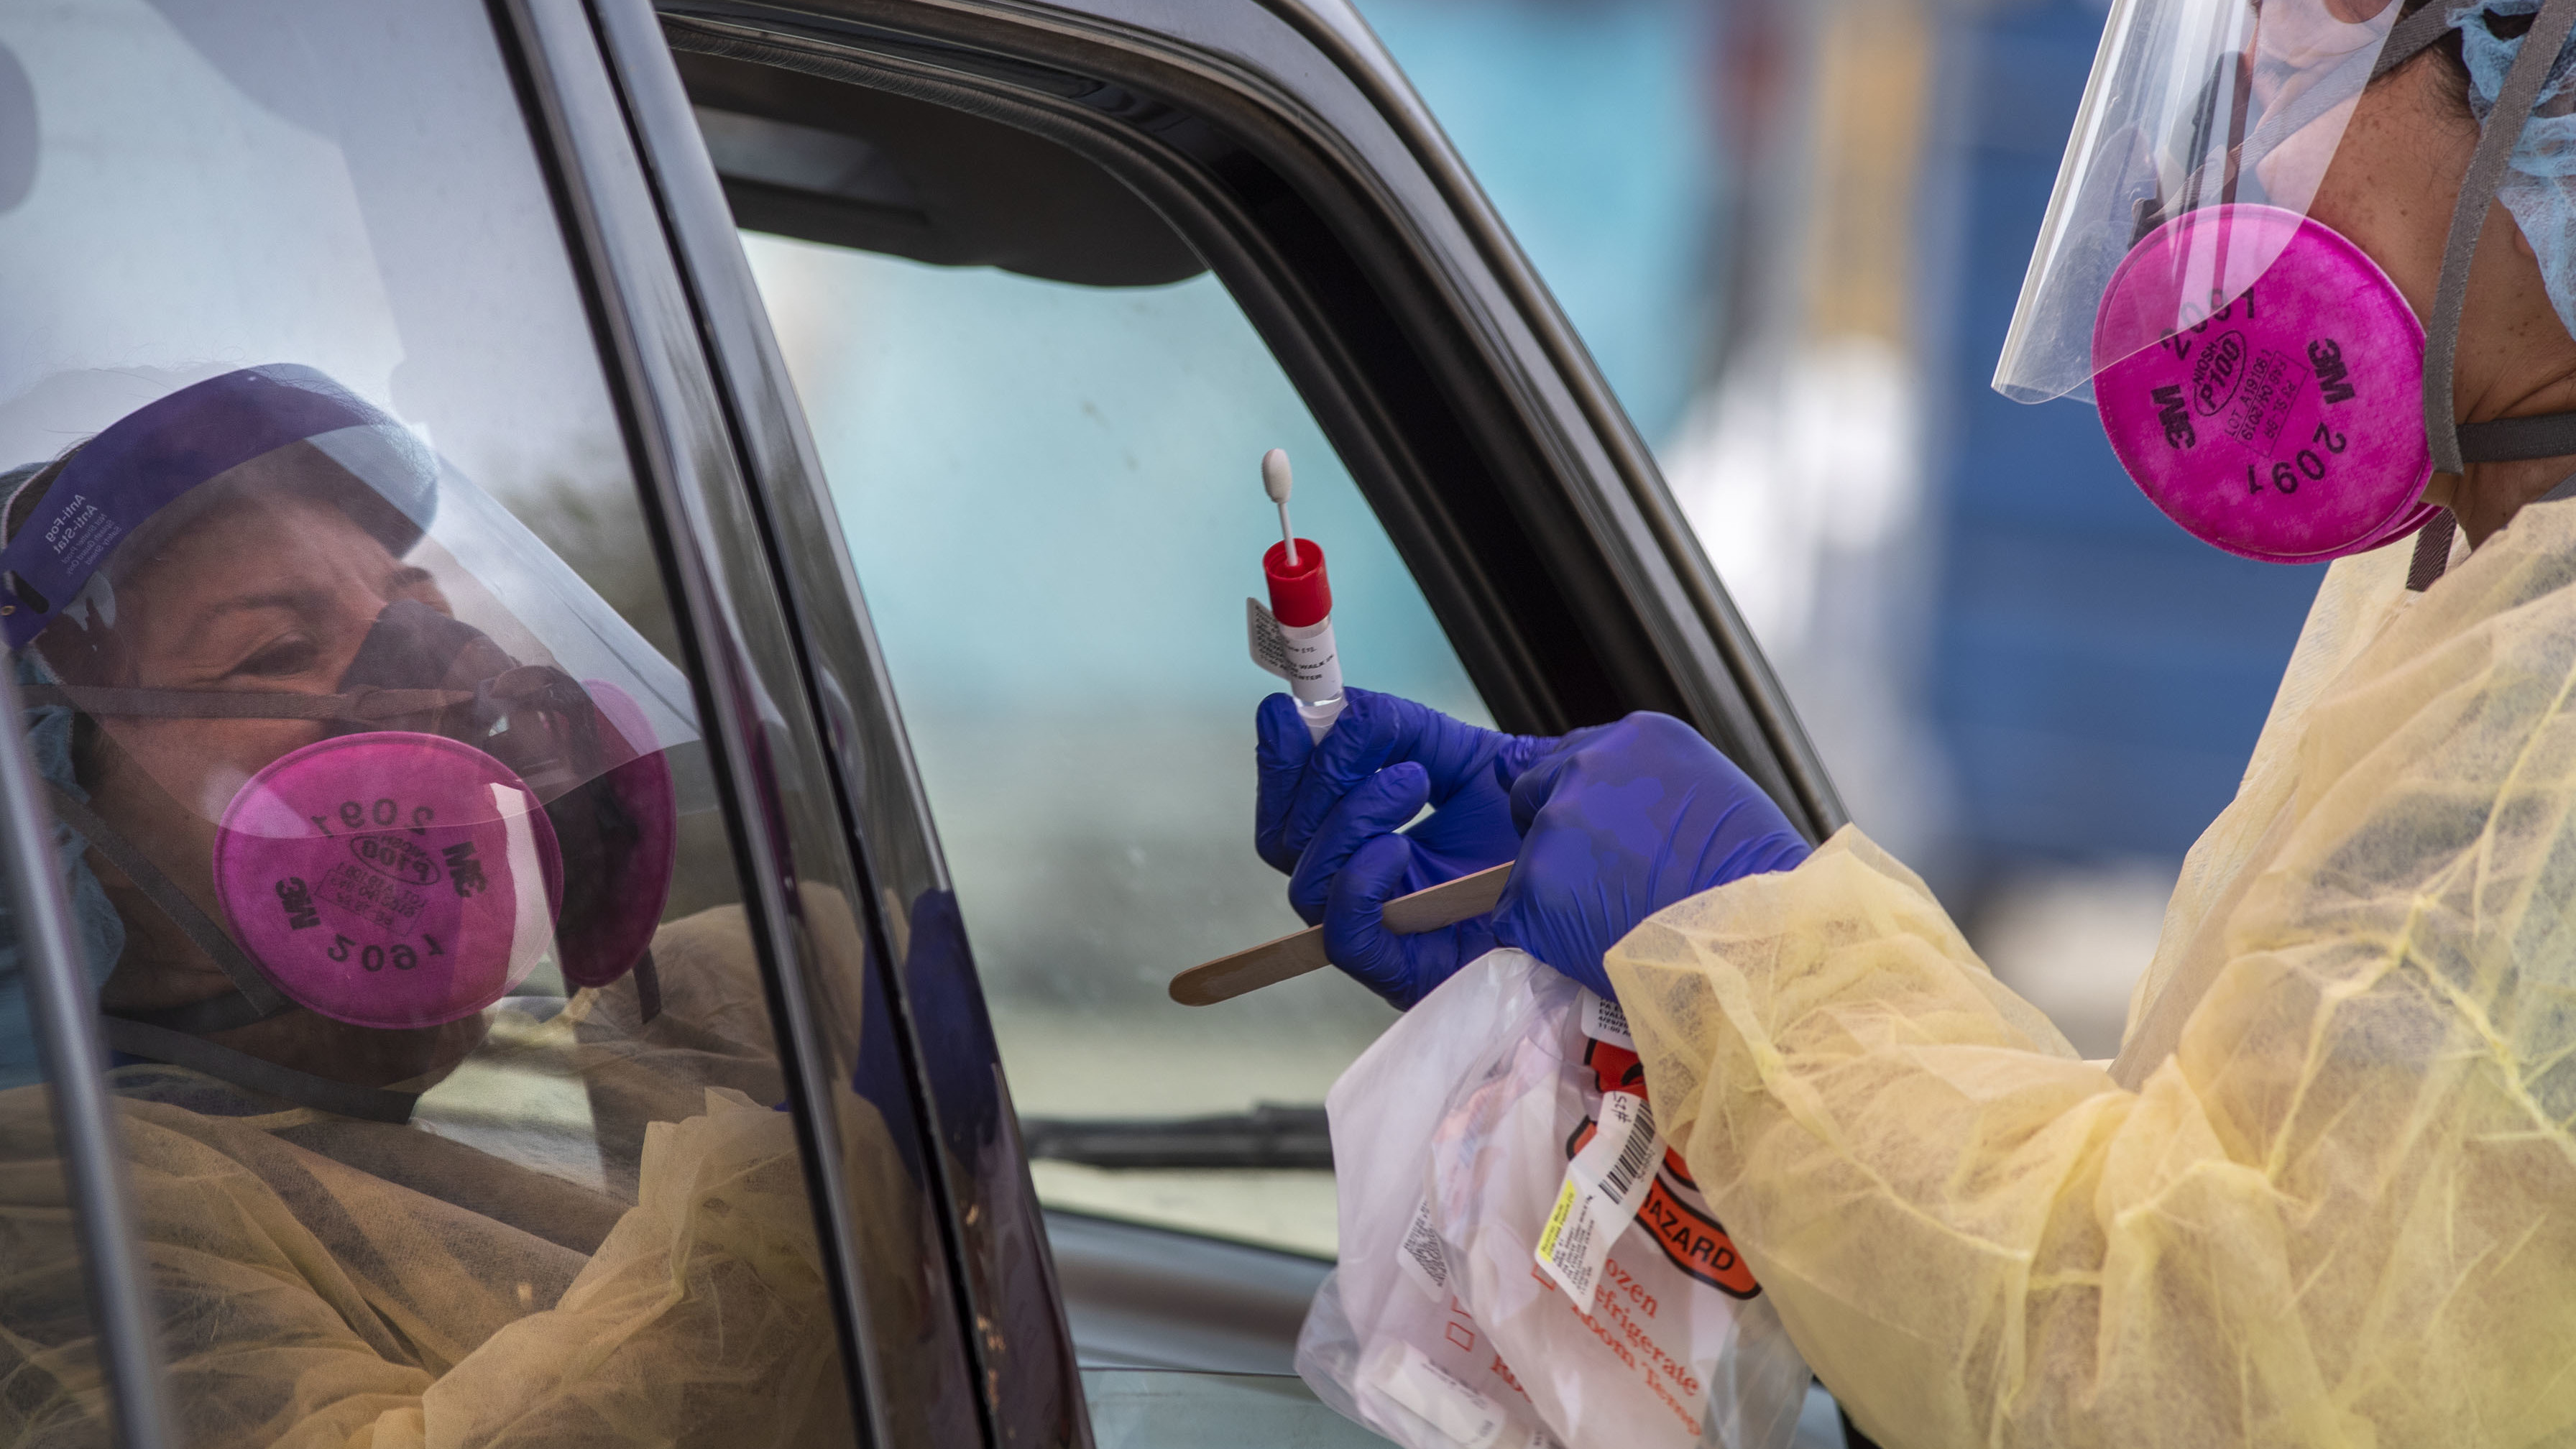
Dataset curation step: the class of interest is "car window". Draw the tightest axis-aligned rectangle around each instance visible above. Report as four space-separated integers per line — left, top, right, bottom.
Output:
0 4 860 1443
0 855 115 1448
703 70 1490 1258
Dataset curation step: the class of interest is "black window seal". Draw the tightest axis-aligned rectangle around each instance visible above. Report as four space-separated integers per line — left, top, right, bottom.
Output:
583 2 1089 1446
489 2 969 1444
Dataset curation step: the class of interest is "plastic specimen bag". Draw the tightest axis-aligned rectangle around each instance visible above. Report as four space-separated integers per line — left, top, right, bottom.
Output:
1297 947 1559 1449
1297 948 1811 1449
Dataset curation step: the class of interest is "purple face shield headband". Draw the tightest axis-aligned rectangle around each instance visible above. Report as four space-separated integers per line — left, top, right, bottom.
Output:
0 364 434 650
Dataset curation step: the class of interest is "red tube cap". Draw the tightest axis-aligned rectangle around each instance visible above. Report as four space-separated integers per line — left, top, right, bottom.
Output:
1264 540 1331 627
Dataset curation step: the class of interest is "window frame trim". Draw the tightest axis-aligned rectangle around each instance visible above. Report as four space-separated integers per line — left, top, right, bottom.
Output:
496 1 984 1443
584 3 1092 1447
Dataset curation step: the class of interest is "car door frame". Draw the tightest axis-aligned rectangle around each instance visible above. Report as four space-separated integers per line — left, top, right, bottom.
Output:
497 4 1021 1447
595 0 1850 1445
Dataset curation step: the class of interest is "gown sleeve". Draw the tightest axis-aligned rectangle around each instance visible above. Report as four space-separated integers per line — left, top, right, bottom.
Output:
1609 502 2576 1449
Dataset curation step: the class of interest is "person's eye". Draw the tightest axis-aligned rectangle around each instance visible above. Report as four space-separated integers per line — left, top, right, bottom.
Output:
231 636 322 679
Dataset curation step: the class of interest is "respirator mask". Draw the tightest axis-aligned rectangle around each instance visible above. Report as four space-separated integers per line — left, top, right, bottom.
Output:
0 366 699 1106
2000 0 2576 572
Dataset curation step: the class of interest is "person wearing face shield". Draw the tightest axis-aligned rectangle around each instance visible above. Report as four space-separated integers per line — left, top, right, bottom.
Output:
0 366 864 1447
1266 3 2576 1443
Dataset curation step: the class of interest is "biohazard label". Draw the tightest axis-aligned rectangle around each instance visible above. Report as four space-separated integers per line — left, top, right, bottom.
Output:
1398 1195 1453 1301
1637 1164 1759 1300
1535 1089 1657 1311
1576 1036 1761 1298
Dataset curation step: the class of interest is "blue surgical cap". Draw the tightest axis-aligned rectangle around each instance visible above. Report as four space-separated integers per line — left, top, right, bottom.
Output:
2457 1 2576 341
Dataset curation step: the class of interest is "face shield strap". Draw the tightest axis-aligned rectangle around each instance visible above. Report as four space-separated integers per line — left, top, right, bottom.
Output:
2375 1 2477 80
2426 0 2576 475
17 683 477 723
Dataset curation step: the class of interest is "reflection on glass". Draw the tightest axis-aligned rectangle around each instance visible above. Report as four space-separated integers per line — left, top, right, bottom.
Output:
745 232 1489 1255
0 839 110 1447
0 4 855 1443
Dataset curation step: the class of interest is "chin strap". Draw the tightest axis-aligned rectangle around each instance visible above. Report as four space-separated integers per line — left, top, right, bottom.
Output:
98 1016 420 1123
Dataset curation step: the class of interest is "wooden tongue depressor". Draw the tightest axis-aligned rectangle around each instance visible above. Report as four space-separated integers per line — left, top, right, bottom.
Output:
1169 862 1513 1006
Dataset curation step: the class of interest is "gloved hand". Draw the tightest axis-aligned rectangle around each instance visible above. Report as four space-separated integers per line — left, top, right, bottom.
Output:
1491 712 1811 997
1255 686 1556 934
1318 712 1811 1005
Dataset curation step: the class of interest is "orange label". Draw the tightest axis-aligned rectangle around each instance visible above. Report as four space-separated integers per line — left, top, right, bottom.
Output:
1568 1039 1760 1299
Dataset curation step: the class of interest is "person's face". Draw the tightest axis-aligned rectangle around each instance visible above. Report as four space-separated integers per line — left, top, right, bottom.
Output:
66 456 501 1084
86 461 451 819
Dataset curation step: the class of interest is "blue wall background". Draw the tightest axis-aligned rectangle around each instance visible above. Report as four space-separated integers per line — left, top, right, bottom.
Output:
1928 0 2322 874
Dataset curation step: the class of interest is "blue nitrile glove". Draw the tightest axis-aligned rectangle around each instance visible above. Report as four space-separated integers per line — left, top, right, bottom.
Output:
1320 712 1811 1006
1491 713 1810 997
1254 686 1557 931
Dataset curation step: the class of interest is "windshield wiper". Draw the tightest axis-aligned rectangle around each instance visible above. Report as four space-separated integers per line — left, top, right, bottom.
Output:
1018 1103 1331 1170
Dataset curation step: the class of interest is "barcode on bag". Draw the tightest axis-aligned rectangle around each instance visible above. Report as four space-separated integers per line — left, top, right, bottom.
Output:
1596 1103 1657 1202
1397 1196 1452 1300
1532 1090 1659 1311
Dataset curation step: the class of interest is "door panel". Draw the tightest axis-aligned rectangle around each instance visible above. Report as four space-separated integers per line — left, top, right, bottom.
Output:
0 667 164 1446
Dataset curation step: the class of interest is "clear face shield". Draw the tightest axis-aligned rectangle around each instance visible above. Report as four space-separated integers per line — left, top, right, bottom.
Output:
0 366 699 1049
2000 0 2576 564
1997 0 2401 406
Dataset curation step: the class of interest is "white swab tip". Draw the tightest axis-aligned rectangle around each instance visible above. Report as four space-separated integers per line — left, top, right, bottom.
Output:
1261 448 1292 503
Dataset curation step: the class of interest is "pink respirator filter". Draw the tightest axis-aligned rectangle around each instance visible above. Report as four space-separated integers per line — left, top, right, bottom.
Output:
2093 204 2435 563
213 732 565 1029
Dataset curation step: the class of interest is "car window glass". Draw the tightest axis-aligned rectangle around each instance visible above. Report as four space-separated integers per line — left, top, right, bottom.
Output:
0 881 111 1447
0 5 857 1443
725 97 1489 1258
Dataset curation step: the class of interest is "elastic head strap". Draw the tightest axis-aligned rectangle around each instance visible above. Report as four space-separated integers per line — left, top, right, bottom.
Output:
2425 0 2576 475
15 683 472 722
2375 1 2475 81
2457 408 2576 458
